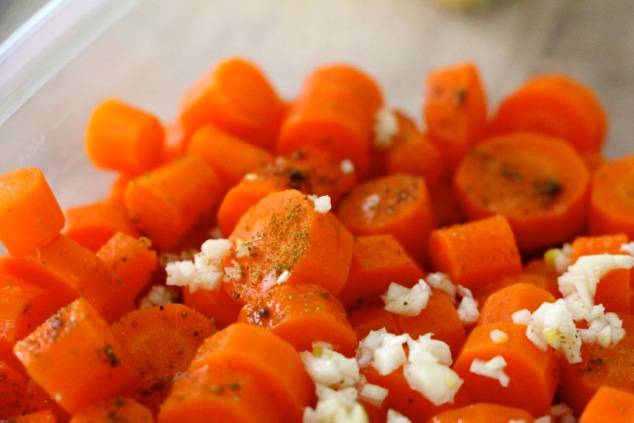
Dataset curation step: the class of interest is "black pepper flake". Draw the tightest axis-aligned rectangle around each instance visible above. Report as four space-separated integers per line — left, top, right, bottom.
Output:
102 344 120 367
257 307 270 319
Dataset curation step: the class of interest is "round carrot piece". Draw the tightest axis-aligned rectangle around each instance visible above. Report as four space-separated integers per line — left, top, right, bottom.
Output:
477 282 556 326
453 132 591 252
578 386 634 423
70 397 153 423
428 402 536 422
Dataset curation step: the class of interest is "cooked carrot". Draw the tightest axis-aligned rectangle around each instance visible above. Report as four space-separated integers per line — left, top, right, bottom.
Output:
216 146 358 236
336 173 437 266
108 173 132 207
423 62 488 174
124 155 222 252
185 124 274 194
348 304 401 341
0 168 65 257
472 271 559 308
428 179 465 228
557 313 634 415
182 285 242 329
488 73 608 153
338 234 426 310
452 321 559 417
588 155 634 239
277 64 383 177
110 303 217 414
238 282 359 357
477 282 556 326
453 132 591 253
521 258 561 298
5 409 57 423
0 360 29 419
187 322 314 422
85 98 166 175
427 402 536 423
25 379 71 423
225 189 354 304
578 386 634 423
179 57 286 151
63 200 141 253
70 397 154 423
427 215 522 289
13 298 139 414
158 363 284 423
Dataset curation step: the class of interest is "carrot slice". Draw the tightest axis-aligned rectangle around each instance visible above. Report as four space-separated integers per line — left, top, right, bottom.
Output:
336 173 437 266
277 64 383 177
124 155 222 252
427 402 536 422
488 73 607 153
110 303 217 414
70 397 153 423
477 282 556 326
6 409 57 423
182 285 242 329
423 62 488 174
338 234 426 310
13 298 138 414
0 360 29 419
179 57 286 151
25 379 71 423
239 282 359 357
578 386 634 423
427 215 522 289
453 132 591 253
0 168 65 257
348 304 401 341
187 322 314 422
472 271 559 308
452 321 559 417
226 189 354 304
85 98 165 175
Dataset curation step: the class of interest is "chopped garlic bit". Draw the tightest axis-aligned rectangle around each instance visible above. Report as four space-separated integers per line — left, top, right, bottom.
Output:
382 279 431 316
577 305 625 347
277 269 292 283
243 172 258 181
407 333 453 366
544 243 573 274
303 385 369 423
425 272 456 300
373 106 399 148
340 159 355 175
357 328 408 375
621 241 634 256
489 329 509 344
508 420 527 423
456 285 480 325
222 259 242 282
362 193 381 218
535 403 577 423
358 381 389 407
139 285 180 309
165 239 233 293
469 355 510 387
300 342 359 389
386 409 412 423
308 194 332 214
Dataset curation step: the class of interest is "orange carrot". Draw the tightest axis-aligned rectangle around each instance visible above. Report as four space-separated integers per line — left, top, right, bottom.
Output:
70 397 154 423
521 258 561 298
108 173 133 207
182 285 242 330
124 155 222 252
225 189 354 304
216 146 358 236
277 64 383 177
238 282 359 357
85 98 165 175
0 168 65 257
453 132 591 253
25 379 71 423
427 215 522 289
588 155 634 239
578 386 634 423
13 298 139 414
0 360 29 419
63 200 141 253
472 271 559 308
110 303 217 414
477 282 556 326
348 304 401 341
185 124 274 194
338 234 426 310
4 409 57 423
452 321 559 417
488 73 607 153
423 62 488 174
336 173 437 266
179 57 286 151
427 402 536 423
187 322 314 422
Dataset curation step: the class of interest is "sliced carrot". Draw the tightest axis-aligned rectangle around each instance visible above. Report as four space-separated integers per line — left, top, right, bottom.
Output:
187 322 314 422
25 379 71 423
13 298 138 414
179 57 286 151
578 386 634 423
453 132 591 253
488 73 607 153
427 215 522 289
428 179 465 228
124 155 222 252
110 303 217 414
338 234 426 310
238 282 359 357
0 168 65 257
477 282 556 326
348 304 401 341
0 360 29 419
63 200 140 253
182 285 242 329
216 146 358 236
336 173 437 266
70 397 154 423
427 402 536 423
277 64 383 177
452 321 559 417
5 409 57 423
472 271 559 308
185 124 274 194
108 173 133 207
521 258 561 298
588 155 634 239
423 62 488 174
85 98 165 175
226 189 354 304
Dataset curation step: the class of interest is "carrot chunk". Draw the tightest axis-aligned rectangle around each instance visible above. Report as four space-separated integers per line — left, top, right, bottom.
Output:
0 168 65 257
453 132 591 253
0 360 29 419
182 285 242 330
477 282 556 326
578 386 634 423
427 402 536 422
70 397 154 423
85 98 165 175
6 409 57 423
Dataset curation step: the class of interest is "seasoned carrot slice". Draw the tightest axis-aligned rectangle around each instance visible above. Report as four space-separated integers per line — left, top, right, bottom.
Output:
578 386 634 423
477 282 556 326
348 304 401 341
182 285 242 330
70 397 153 423
427 402 536 423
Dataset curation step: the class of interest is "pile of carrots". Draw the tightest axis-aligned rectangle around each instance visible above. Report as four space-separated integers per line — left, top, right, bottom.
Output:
1 56 633 422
